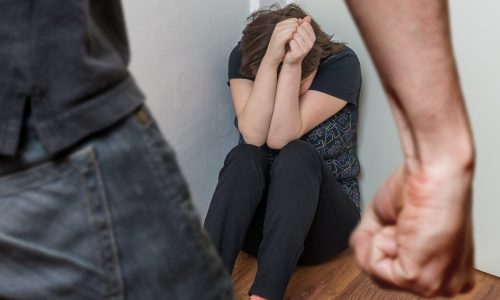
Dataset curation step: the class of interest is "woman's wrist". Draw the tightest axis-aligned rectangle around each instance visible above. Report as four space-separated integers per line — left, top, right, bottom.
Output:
282 59 303 68
262 52 282 68
280 60 302 74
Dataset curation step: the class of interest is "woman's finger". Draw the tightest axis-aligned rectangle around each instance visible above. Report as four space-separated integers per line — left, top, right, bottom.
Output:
278 28 296 44
301 22 315 40
289 39 300 55
297 27 312 46
277 22 299 32
279 21 299 28
278 25 299 38
278 18 299 27
293 32 306 49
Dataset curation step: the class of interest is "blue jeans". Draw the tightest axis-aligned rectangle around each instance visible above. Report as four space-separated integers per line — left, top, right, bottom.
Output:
0 105 234 300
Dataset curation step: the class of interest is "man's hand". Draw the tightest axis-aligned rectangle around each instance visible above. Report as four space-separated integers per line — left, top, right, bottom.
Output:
263 18 300 66
350 161 475 297
283 16 316 65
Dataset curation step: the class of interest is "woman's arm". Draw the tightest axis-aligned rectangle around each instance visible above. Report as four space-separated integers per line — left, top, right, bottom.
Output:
266 17 347 149
265 62 301 149
230 60 279 147
231 18 299 146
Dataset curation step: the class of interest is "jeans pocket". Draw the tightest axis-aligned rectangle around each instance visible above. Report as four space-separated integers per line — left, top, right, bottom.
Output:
133 105 234 298
132 105 184 200
0 147 123 300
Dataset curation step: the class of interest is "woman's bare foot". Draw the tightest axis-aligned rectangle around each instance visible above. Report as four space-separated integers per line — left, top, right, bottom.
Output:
249 294 267 300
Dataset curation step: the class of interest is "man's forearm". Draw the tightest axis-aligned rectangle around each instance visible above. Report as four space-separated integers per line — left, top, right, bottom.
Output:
266 62 303 149
346 0 475 170
347 1 475 296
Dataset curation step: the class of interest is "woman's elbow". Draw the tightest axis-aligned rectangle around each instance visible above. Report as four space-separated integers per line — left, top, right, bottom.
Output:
266 135 290 150
245 138 266 147
240 130 267 147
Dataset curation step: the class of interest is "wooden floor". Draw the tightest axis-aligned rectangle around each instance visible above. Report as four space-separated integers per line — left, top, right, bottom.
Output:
232 249 500 300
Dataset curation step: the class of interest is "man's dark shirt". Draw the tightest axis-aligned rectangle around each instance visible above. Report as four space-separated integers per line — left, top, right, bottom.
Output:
0 0 144 156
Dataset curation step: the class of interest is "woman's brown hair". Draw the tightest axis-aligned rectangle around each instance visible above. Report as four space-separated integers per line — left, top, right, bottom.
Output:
240 4 345 80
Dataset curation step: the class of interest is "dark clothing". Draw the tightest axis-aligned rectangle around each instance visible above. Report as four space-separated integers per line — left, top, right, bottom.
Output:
0 3 234 298
204 141 360 300
228 43 362 211
0 105 234 299
0 0 144 156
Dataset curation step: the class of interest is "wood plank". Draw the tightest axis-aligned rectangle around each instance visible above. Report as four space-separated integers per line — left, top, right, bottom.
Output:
232 252 258 300
232 249 500 299
336 269 500 300
283 249 361 300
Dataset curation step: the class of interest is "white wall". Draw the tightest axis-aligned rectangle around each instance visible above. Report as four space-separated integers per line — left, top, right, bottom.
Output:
450 0 500 277
300 1 500 276
122 0 247 217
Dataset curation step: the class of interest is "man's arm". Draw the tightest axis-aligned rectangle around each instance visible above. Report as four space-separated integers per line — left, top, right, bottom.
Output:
346 0 475 297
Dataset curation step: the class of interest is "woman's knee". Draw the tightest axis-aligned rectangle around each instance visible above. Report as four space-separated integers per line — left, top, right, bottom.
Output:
274 140 321 169
281 139 316 154
221 144 269 176
226 143 267 162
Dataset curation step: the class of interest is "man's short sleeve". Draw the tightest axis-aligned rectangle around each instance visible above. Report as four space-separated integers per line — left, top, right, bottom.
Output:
309 49 362 105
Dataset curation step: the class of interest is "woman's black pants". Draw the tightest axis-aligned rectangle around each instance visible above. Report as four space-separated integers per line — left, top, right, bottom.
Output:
203 140 360 300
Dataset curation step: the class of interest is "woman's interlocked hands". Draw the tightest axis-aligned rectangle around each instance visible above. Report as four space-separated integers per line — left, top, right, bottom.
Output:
263 16 316 66
284 16 316 65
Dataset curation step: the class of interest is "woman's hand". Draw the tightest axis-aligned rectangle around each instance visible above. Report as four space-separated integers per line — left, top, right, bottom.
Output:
283 16 316 65
263 18 300 66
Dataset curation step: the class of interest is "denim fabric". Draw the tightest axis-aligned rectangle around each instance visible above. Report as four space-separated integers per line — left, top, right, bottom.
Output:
0 105 234 300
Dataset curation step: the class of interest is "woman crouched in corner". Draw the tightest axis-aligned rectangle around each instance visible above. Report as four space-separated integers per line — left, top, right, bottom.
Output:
204 4 362 300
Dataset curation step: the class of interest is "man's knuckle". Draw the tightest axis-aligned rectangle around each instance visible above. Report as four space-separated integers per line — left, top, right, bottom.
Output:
399 265 420 284
424 284 441 298
427 278 443 296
